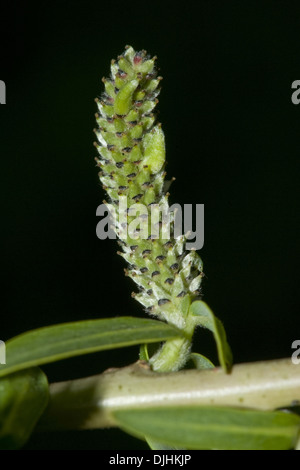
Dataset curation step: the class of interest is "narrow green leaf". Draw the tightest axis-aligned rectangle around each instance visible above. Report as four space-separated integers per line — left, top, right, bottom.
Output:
0 317 181 378
145 436 185 450
114 406 300 450
188 352 215 370
0 367 49 449
139 344 150 362
189 301 233 372
139 342 161 362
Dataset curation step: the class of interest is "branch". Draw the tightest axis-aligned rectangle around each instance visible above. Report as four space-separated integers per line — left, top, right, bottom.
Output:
38 358 300 431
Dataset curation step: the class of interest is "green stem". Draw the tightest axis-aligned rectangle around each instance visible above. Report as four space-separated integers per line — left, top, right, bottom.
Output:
37 358 300 431
149 337 192 372
149 317 195 372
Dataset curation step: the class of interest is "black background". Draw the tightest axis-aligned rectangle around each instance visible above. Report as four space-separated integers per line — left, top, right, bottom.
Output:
0 0 299 450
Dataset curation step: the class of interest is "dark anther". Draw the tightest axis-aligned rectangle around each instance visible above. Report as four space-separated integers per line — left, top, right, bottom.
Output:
122 147 132 153
170 263 179 271
155 255 166 263
132 193 143 201
151 271 160 277
164 278 174 285
164 241 173 249
116 161 124 168
145 306 154 313
118 185 128 191
158 298 171 306
128 264 137 270
176 291 186 298
130 245 138 252
142 249 152 257
126 173 137 178
140 267 149 273
147 289 153 296
117 69 127 78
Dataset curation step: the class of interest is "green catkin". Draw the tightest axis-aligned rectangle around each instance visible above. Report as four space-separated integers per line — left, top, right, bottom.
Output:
95 46 204 371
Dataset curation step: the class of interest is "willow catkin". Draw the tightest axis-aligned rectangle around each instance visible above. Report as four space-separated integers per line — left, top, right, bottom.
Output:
94 46 204 370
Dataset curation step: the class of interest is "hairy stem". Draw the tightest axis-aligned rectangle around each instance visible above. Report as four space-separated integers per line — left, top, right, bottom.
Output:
149 318 195 372
37 358 300 431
